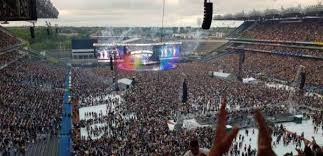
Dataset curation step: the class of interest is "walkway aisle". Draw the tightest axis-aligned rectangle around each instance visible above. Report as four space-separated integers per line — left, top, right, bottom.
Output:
59 69 72 156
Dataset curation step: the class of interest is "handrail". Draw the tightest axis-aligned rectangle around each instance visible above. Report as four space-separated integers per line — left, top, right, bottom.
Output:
228 47 323 60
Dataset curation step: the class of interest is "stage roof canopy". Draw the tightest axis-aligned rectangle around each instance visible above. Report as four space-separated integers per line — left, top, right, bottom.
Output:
0 0 59 21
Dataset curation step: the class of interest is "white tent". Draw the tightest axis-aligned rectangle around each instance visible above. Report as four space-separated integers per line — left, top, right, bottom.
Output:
182 119 210 130
213 72 231 78
118 78 133 86
243 77 257 84
167 120 176 131
117 78 133 90
211 72 237 81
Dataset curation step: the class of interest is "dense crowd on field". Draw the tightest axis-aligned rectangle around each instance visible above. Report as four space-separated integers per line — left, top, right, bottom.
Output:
70 20 323 156
72 67 115 100
0 52 67 155
240 21 323 42
72 58 322 155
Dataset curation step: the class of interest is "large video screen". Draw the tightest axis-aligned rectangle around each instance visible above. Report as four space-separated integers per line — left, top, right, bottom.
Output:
96 43 181 62
0 0 37 21
96 46 125 60
153 44 181 60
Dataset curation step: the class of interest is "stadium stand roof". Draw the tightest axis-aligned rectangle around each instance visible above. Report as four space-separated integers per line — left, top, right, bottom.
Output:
214 3 323 21
36 0 59 18
0 0 59 21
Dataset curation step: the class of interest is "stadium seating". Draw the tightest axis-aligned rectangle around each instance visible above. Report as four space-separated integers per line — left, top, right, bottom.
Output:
36 0 59 18
0 26 19 51
0 56 67 155
0 51 20 64
209 49 323 86
241 52 323 86
239 21 323 42
224 19 323 87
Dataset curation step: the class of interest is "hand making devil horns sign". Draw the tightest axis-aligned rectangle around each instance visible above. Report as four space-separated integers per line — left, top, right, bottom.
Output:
209 96 239 156
209 96 276 156
254 110 276 156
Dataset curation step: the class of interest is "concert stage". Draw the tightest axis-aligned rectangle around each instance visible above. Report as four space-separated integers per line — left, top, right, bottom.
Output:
94 41 181 72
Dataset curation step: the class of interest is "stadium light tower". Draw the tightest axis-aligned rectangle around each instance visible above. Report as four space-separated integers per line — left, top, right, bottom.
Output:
161 0 166 43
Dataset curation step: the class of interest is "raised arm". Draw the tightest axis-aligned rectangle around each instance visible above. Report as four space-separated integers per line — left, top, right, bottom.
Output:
254 110 276 156
209 97 239 156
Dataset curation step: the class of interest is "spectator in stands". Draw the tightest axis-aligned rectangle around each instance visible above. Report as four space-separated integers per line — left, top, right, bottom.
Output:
0 26 19 50
0 55 66 155
240 21 323 42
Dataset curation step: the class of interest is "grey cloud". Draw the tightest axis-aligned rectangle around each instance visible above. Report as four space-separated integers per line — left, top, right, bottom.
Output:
9 0 320 26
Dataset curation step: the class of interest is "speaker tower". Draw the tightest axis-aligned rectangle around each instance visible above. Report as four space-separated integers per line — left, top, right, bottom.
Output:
202 0 213 30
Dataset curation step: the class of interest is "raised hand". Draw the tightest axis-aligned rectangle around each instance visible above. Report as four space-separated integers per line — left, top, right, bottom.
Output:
254 110 276 156
295 148 305 156
209 97 239 156
303 139 310 146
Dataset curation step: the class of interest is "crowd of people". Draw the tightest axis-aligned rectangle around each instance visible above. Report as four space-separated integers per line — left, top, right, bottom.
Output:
73 22 323 156
0 53 67 155
0 51 24 67
243 52 323 86
240 21 323 42
72 58 322 155
72 67 115 99
1 19 322 156
209 50 323 88
0 26 19 50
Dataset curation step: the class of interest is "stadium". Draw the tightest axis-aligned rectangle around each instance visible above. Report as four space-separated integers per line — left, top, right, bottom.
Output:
0 0 323 156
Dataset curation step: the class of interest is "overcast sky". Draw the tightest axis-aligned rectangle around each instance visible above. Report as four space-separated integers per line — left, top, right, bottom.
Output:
6 0 322 27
